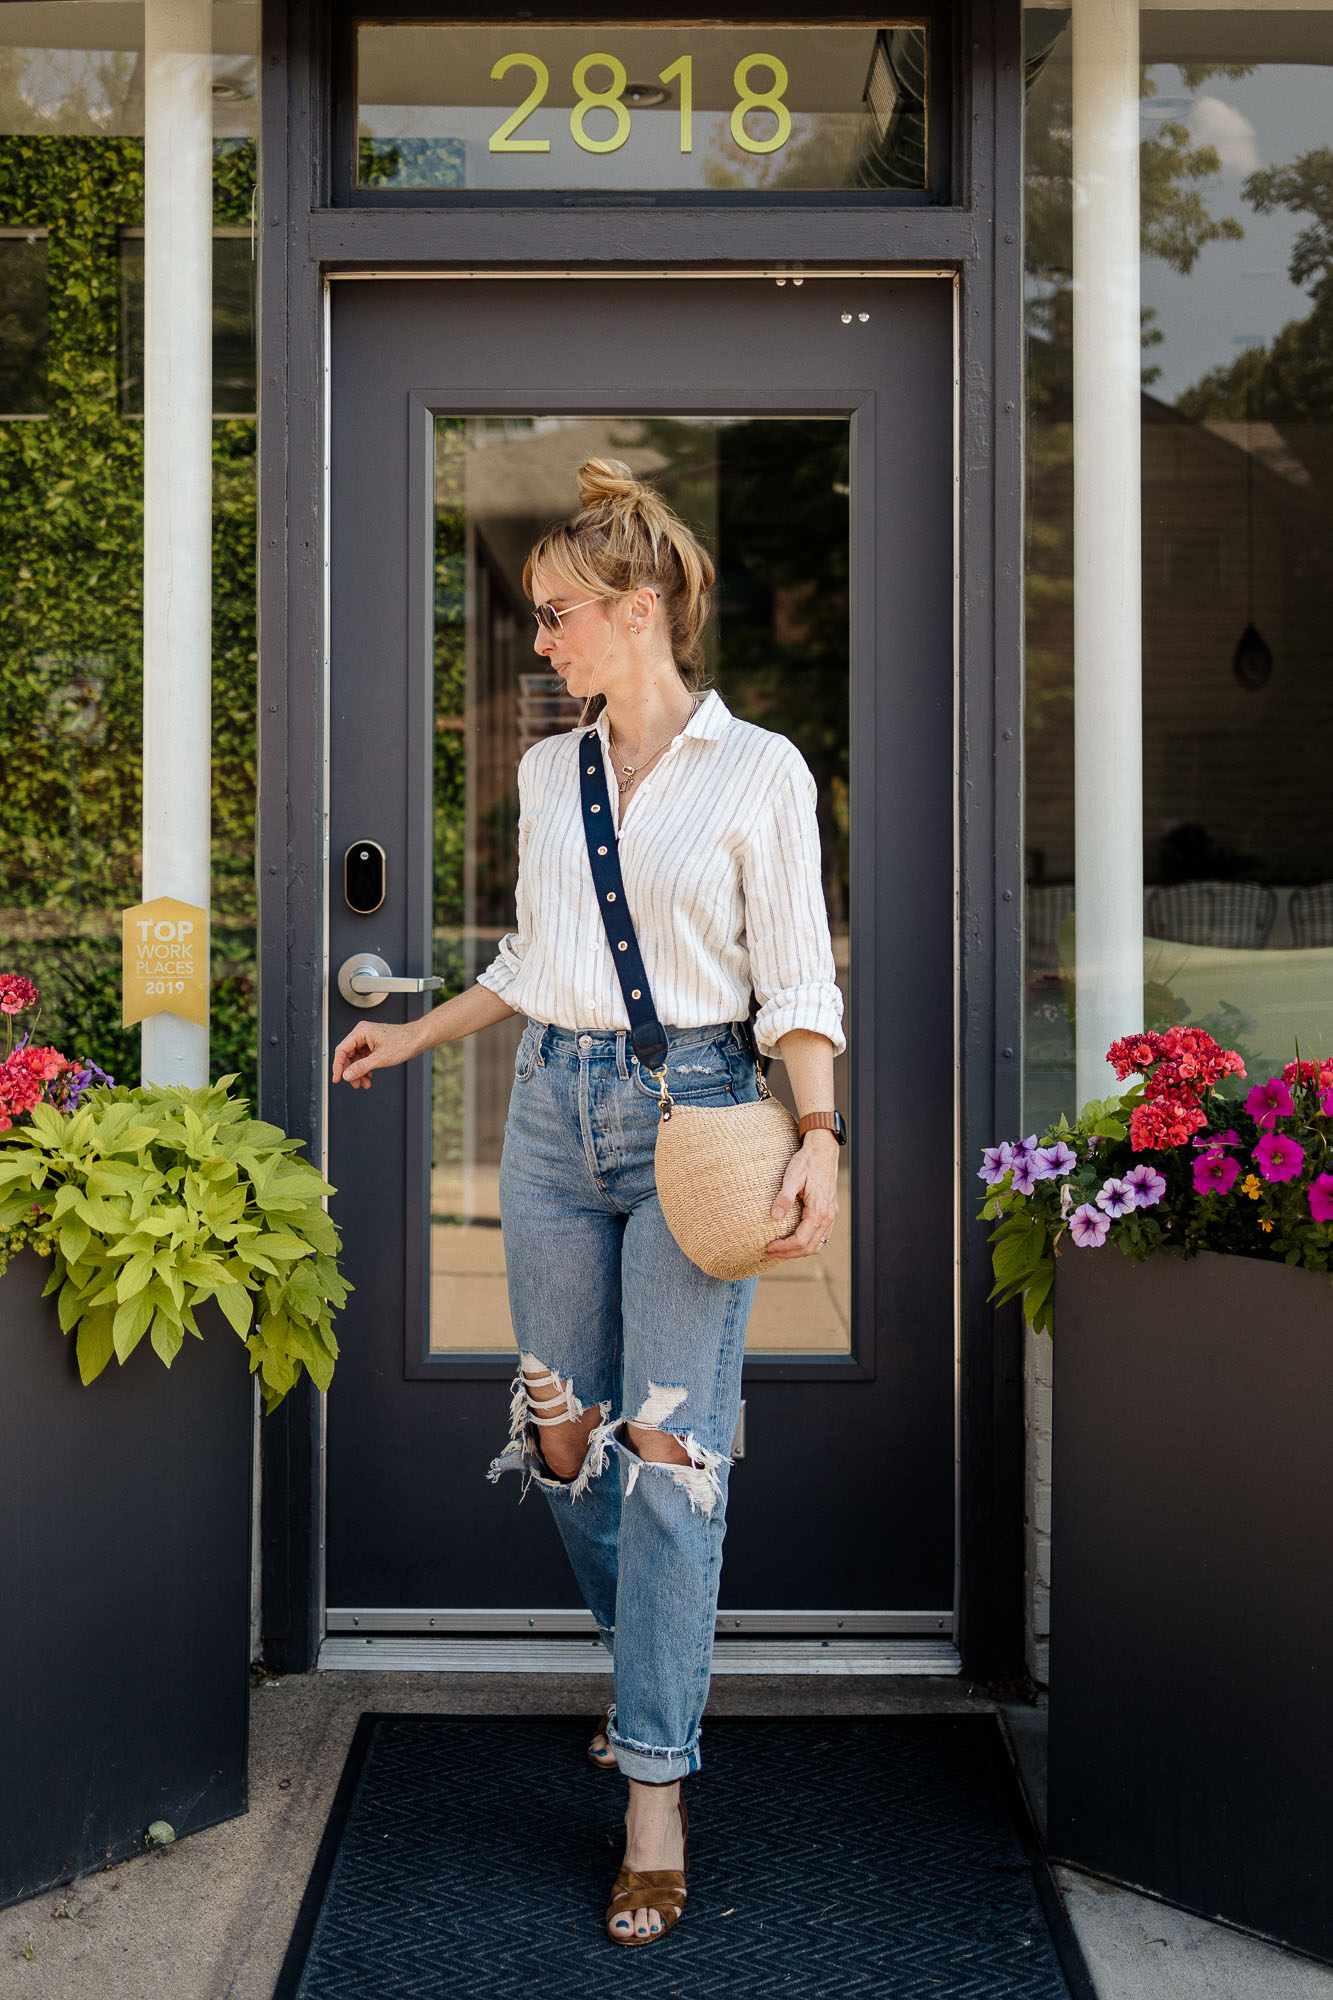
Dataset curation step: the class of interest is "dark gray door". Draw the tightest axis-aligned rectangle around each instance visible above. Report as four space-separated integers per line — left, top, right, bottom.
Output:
325 277 955 1634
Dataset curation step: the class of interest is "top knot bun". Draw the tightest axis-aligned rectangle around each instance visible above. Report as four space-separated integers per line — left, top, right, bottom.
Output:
524 453 717 680
577 456 647 512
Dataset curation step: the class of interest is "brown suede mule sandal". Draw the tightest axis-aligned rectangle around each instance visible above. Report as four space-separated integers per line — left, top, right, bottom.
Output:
604 1797 689 1947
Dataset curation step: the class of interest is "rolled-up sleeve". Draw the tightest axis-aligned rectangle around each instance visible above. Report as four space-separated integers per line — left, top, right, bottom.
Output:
476 758 533 1000
742 751 846 1060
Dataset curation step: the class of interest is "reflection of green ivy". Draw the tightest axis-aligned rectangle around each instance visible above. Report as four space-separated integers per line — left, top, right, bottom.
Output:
0 136 257 1094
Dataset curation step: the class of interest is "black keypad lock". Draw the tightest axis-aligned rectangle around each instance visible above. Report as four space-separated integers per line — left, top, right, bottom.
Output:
344 840 386 915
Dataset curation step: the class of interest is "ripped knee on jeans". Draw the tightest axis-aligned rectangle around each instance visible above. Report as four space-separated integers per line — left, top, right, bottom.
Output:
487 1353 611 1497
617 1384 728 1516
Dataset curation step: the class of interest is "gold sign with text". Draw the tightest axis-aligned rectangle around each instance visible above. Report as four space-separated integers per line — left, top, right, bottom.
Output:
122 897 209 1029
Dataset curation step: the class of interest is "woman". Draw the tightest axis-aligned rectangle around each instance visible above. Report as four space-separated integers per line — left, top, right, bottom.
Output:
332 458 845 1947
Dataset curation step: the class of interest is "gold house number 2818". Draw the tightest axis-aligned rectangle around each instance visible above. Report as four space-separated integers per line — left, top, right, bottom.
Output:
488 53 792 156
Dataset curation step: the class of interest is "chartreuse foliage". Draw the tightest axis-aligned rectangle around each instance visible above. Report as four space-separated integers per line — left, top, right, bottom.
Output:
0 1079 349 1412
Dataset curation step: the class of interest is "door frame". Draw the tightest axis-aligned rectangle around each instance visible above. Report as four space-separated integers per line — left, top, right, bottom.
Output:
256 0 1026 1681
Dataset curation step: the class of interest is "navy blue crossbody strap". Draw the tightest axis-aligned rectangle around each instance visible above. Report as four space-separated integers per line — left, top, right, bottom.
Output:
577 731 670 1071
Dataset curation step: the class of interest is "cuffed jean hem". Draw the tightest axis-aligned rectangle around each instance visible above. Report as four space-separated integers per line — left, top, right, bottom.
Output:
607 1719 702 1785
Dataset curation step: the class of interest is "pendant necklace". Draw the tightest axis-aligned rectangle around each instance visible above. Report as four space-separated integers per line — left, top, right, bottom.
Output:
610 695 701 796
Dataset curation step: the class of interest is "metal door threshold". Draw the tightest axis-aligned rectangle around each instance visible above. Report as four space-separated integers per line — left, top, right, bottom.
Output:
317 1637 962 1675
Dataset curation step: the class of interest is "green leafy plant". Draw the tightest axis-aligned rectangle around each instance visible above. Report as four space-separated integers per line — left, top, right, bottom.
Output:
0 1078 349 1410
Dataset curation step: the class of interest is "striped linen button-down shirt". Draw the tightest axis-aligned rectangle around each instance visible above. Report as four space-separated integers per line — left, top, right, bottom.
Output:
476 687 845 1060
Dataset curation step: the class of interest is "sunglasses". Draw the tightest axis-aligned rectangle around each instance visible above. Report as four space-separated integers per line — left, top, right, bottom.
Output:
532 595 600 634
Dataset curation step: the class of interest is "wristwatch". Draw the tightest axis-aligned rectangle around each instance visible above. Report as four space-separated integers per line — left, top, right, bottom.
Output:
798 1110 847 1145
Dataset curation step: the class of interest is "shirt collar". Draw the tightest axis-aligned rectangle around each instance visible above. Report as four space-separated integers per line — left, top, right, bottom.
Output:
592 686 731 745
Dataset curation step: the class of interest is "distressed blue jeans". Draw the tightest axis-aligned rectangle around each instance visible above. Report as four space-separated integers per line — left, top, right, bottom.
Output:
488 1017 761 1783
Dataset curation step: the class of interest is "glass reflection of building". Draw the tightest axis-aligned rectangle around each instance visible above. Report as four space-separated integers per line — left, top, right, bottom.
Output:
1023 8 1333 1130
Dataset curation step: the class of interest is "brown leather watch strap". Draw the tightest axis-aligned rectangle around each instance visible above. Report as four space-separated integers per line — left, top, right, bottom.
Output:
798 1111 841 1140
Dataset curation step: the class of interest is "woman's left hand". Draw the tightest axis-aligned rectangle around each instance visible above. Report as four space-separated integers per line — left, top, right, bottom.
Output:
766 1132 841 1259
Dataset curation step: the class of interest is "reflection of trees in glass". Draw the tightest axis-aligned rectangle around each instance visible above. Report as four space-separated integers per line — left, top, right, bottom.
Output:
1023 45 1248 795
615 417 850 929
1176 150 1333 436
701 31 927 194
0 48 144 136
1025 50 1245 410
358 135 466 190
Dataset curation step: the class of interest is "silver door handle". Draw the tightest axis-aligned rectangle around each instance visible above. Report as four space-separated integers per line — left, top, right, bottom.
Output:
337 952 443 1009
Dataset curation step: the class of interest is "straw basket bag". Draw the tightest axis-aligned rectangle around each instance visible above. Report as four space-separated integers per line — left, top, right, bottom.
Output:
653 1084 802 1280
578 727 803 1282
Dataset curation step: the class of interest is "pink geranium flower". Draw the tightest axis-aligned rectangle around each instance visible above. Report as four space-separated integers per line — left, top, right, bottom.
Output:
1193 1152 1239 1196
1246 1077 1294 1131
1309 1174 1333 1224
1252 1133 1305 1183
0 974 38 1016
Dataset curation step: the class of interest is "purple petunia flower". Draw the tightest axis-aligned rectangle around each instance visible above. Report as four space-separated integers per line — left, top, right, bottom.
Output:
1309 1173 1333 1224
1010 1155 1043 1196
1193 1152 1240 1196
1068 1203 1110 1248
1011 1134 1041 1160
1035 1141 1078 1178
1124 1163 1167 1208
978 1142 1014 1186
1246 1077 1295 1132
1252 1132 1305 1183
1094 1177 1136 1218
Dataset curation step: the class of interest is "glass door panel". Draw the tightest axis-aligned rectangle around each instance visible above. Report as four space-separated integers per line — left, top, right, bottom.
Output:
429 413 851 1356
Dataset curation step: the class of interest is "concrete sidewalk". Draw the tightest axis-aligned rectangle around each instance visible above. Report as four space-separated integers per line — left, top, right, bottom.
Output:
3 1674 1330 2000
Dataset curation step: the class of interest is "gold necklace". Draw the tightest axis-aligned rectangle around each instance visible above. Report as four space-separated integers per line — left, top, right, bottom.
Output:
609 696 701 796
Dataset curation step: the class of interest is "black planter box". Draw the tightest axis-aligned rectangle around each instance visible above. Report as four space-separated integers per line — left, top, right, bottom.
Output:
1047 1248 1333 1962
0 1249 253 1908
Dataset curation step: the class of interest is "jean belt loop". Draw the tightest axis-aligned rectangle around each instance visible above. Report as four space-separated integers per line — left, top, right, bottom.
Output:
535 1023 547 1067
615 1029 629 1080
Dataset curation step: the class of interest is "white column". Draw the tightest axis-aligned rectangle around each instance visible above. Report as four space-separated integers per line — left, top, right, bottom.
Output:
142 0 212 1086
1072 0 1144 1107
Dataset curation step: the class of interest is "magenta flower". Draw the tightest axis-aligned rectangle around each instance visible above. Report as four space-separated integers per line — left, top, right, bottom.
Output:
1309 1174 1333 1224
1069 1204 1110 1248
1095 1177 1136 1218
1252 1132 1305 1183
1193 1152 1240 1196
1192 1128 1239 1151
1125 1163 1167 1208
1246 1077 1294 1131
978 1143 1013 1186
1322 1087 1333 1119
1035 1141 1078 1177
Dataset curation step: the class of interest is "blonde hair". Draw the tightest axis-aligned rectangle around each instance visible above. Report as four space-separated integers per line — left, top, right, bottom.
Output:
524 457 716 692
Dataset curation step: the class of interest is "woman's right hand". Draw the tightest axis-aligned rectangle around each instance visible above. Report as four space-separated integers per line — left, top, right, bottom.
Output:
331 1019 420 1089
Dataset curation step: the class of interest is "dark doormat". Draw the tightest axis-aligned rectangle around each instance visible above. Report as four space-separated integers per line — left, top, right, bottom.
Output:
273 1714 1094 2000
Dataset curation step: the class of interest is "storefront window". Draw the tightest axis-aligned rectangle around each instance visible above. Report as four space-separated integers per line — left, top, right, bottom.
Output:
0 6 259 1091
429 414 851 1357
1023 3 1333 1127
